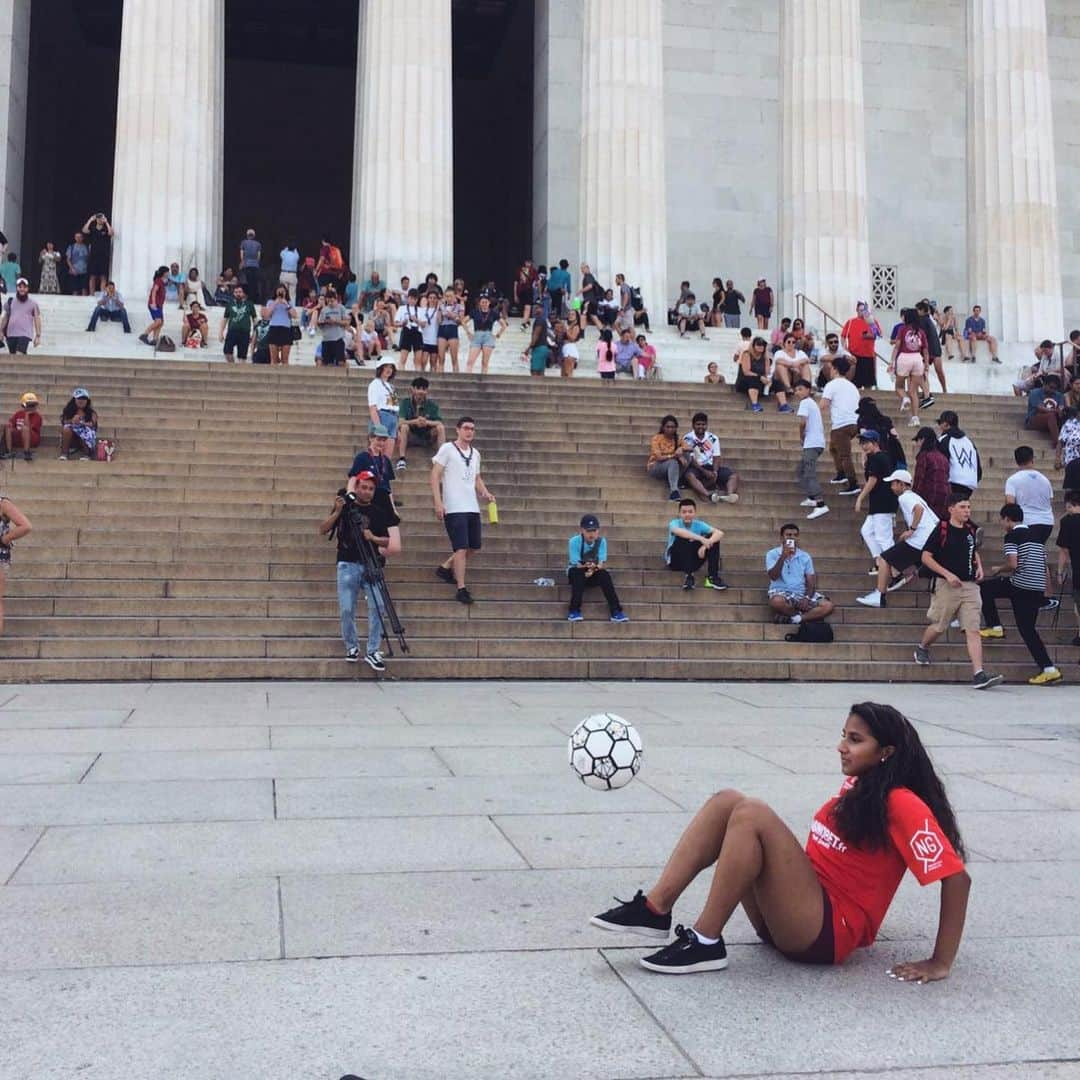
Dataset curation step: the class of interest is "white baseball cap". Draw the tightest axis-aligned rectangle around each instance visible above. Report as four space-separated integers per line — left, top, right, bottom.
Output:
883 469 913 485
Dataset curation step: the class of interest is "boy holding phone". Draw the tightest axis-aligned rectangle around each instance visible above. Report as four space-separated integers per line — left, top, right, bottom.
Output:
566 514 628 623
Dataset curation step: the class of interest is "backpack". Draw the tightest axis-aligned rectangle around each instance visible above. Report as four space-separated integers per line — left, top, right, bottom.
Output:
629 285 644 311
785 620 834 643
95 438 116 462
156 335 176 353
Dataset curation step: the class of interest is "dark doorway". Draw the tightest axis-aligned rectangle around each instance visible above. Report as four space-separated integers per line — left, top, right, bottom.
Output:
452 0 533 294
223 1 358 280
23 0 121 275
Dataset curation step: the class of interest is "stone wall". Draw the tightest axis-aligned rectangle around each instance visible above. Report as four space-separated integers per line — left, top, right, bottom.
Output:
1048 0 1080 334
0 0 30 254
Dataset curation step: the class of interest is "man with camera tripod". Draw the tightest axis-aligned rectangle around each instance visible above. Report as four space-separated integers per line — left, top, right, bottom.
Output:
319 471 401 671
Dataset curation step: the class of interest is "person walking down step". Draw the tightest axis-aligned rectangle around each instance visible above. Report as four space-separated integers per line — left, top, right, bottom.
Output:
792 381 829 520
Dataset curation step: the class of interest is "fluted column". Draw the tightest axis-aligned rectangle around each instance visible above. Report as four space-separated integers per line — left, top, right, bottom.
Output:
0 0 30 255
779 0 871 321
578 0 667 319
967 0 1063 344
111 1 223 297
352 0 453 287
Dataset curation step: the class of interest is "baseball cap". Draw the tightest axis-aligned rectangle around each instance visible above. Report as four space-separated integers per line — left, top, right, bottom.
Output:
16 277 29 287
857 429 881 443
353 470 377 484
368 423 390 438
883 469 913 485
580 514 600 530
19 392 39 406
72 387 90 400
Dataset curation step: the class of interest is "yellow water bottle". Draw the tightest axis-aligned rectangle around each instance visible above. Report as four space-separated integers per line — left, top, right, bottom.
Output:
488 500 499 524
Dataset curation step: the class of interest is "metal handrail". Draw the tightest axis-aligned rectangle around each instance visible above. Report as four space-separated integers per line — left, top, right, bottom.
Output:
793 293 890 366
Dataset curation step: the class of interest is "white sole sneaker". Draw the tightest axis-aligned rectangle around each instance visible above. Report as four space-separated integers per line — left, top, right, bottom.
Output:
589 916 670 939
806 506 829 520
639 955 729 974
799 498 818 507
857 593 883 607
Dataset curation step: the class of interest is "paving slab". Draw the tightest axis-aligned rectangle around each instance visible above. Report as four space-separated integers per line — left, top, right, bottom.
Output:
979 772 1080 810
0 952 692 1080
0 725 268 753
734 1066 1080 1080
0 878 280 970
750 743 1080 775
0 753 97 784
955 810 1080 862
0 708 132 729
0 826 43 882
269 721 567 749
0 779 273 826
611 936 1080 1076
12 816 527 884
85 747 451 782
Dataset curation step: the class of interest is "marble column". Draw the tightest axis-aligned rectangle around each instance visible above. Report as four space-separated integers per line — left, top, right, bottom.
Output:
111 0 224 297
0 0 30 254
779 0 871 322
968 0 1063 344
578 0 667 320
352 0 453 288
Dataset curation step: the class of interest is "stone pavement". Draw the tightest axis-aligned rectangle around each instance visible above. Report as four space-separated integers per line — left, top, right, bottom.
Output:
0 679 1078 1080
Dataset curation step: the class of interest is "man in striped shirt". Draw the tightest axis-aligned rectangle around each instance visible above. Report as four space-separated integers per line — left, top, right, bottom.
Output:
979 504 1062 686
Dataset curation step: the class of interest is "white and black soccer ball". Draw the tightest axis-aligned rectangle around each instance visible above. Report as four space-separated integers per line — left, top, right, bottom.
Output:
568 713 643 790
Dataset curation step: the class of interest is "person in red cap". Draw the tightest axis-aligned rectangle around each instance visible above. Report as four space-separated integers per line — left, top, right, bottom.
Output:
0 392 43 461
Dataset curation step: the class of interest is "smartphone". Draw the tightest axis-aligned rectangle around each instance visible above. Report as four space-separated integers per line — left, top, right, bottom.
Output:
785 538 796 550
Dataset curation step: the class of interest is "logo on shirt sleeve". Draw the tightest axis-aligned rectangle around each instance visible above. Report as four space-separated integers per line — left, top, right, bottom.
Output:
909 819 945 873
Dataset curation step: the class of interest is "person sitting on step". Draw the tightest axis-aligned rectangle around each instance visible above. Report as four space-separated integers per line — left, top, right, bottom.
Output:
647 415 692 501
735 337 791 413
681 412 740 505
58 388 98 461
0 392 43 461
394 376 446 471
566 513 629 624
665 497 727 591
765 522 835 625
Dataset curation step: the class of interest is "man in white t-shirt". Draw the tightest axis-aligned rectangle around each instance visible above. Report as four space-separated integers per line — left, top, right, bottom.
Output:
681 411 740 504
430 416 495 605
819 357 861 494
793 380 829 520
857 469 939 607
1005 444 1056 604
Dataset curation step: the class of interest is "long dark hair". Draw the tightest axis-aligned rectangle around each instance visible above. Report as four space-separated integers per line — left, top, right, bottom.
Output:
61 396 95 423
831 703 965 858
658 413 678 434
914 426 946 458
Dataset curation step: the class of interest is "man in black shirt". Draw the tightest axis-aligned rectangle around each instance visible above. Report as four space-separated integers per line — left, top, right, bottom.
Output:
319 472 401 671
854 430 897 571
1057 489 1080 646
915 493 1002 688
979 504 1060 684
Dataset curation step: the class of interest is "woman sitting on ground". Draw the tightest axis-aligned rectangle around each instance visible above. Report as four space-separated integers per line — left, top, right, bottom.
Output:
59 388 98 461
591 702 971 982
183 301 210 348
214 268 237 305
646 415 691 501
1026 375 1066 447
735 337 790 413
181 267 205 310
635 334 657 380
704 361 725 385
0 491 32 636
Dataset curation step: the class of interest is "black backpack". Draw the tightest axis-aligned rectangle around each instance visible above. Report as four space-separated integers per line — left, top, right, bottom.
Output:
785 620 834 643
629 285 644 311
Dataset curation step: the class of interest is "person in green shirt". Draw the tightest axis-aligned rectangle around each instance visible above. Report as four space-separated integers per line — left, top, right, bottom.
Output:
218 284 258 362
0 253 21 295
394 376 445 470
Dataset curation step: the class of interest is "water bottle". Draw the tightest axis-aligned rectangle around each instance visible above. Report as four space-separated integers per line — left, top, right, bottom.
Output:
488 500 499 524
532 577 556 587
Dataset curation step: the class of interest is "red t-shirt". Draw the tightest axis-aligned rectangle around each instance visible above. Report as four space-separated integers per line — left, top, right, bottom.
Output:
807 779 965 961
842 317 877 358
149 279 166 309
8 409 42 437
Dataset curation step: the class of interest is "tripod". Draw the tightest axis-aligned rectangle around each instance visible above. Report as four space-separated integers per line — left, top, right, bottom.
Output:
339 500 409 656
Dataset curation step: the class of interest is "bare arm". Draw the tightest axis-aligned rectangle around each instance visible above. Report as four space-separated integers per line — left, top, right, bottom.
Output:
384 525 402 558
318 497 345 536
430 461 446 518
0 498 31 543
474 471 493 503
889 870 970 983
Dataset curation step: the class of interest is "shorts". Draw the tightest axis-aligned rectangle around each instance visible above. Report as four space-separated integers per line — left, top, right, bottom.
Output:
223 326 250 359
880 540 922 572
600 371 615 380
1025 523 1053 544
895 353 925 378
5 337 30 354
444 511 482 552
7 424 41 449
770 589 828 608
927 579 981 633
438 325 459 341
321 339 346 366
405 424 436 446
530 345 550 374
265 325 293 346
69 273 88 292
279 271 298 290
472 330 497 349
377 408 399 439
756 883 838 965
421 342 438 355
148 306 164 321
398 327 423 352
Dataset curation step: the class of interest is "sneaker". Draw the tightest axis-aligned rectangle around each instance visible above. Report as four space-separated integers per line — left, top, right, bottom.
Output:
57 453 68 461
363 652 387 672
396 458 407 472
22 450 32 462
777 404 793 413
913 645 931 666
1029 668 1063 686
435 566 455 584
857 591 884 607
0 450 10 460
344 647 360 663
682 574 696 591
668 490 682 501
991 355 1002 364
806 505 829 520
868 566 880 576
799 498 818 507
972 670 1004 690
717 493 740 503
609 611 630 623
949 618 961 629
640 925 729 974
567 610 584 622
829 474 848 485
979 626 1005 639
709 491 721 503
908 415 921 427
1040 597 1060 612
920 395 935 409
308 326 316 337
900 395 911 412
590 890 671 939
839 485 862 496
704 576 728 590
750 403 764 413
456 587 474 605
886 572 911 593
137 333 151 346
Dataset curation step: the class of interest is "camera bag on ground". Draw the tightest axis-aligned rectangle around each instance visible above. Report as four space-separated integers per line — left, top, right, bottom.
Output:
785 620 834 643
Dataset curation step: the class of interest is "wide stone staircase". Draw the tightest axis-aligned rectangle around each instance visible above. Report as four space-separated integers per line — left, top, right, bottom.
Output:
0 353 1071 682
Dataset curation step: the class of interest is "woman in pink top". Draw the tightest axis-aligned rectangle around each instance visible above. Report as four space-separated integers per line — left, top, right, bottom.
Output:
636 335 657 380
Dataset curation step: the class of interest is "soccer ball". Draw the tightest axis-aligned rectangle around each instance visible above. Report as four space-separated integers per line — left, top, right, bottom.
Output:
568 713 643 790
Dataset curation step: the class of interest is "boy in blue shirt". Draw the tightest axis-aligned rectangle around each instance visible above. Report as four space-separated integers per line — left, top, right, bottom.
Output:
567 513 628 622
666 498 727 591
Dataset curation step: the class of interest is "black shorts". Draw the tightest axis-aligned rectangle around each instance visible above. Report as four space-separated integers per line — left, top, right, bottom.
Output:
405 424 436 446
600 371 616 380
265 325 293 346
444 512 482 552
438 325 459 341
321 339 346 366
421 342 438 355
398 327 423 352
1026 523 1053 544
223 326 250 359
881 540 922 572
755 884 835 965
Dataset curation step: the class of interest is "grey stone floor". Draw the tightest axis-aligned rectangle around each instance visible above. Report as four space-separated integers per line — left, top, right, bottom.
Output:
0 679 1078 1080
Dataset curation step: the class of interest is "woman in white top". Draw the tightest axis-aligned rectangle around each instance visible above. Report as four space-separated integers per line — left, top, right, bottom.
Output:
395 288 425 371
418 292 440 373
772 334 812 391
436 287 465 373
180 267 205 311
560 309 584 377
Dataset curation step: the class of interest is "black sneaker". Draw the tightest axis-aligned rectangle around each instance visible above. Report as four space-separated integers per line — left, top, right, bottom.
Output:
682 573 695 591
435 566 455 584
344 647 360 663
704 576 728 591
972 670 1004 690
22 450 33 462
640 925 729 974
920 395 935 409
456 587 473 605
838 485 862 496
363 651 386 672
590 889 671 939
1040 597 1060 612
829 474 848 485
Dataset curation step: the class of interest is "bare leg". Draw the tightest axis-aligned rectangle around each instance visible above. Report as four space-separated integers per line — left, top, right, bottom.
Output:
466 346 481 373
481 346 494 375
61 427 74 455
448 338 460 373
280 343 291 365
